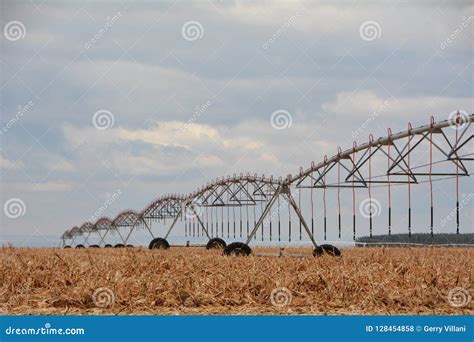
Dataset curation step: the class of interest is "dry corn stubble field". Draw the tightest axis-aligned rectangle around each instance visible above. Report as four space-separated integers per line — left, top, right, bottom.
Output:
0 246 472 315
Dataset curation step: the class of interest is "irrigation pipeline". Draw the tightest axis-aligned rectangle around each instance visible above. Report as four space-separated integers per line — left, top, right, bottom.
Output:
61 114 474 255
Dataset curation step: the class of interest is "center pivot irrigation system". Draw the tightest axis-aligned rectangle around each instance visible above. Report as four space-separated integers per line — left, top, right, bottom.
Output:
61 114 473 256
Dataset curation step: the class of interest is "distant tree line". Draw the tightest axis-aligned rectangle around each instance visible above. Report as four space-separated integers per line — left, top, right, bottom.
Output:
356 233 473 247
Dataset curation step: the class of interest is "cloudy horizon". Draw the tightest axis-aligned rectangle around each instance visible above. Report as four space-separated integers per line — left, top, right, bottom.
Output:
1 1 472 247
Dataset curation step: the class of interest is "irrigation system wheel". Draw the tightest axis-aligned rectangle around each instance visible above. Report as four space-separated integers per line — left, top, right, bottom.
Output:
313 244 341 257
223 242 252 256
126 244 134 248
104 244 113 248
148 237 170 250
206 238 226 250
89 245 100 248
114 243 125 248
64 245 71 249
75 244 85 249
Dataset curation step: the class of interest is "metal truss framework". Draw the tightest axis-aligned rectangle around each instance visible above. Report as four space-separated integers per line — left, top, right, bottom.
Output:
61 114 473 250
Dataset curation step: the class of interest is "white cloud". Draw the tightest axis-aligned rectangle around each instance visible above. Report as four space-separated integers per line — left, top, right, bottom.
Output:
62 120 263 153
7 181 75 192
61 120 279 177
215 1 474 48
322 90 473 124
32 181 75 192
44 158 76 173
0 155 21 170
322 90 387 116
194 154 225 168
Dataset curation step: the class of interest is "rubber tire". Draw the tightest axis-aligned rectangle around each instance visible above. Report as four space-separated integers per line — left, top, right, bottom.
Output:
206 238 227 250
313 244 341 257
223 242 252 256
89 245 100 248
64 245 71 249
126 244 134 248
104 244 113 248
114 243 125 248
75 244 85 249
148 238 170 250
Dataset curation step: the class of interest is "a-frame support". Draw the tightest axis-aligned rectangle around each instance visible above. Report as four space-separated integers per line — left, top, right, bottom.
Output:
245 185 318 248
98 229 110 246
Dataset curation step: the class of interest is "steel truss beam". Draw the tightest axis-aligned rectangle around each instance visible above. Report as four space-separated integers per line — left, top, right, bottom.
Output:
293 115 474 189
192 175 281 207
448 135 473 161
111 210 146 245
93 218 114 246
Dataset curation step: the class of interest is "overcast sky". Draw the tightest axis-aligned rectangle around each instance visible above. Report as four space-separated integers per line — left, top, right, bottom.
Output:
1 1 472 246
